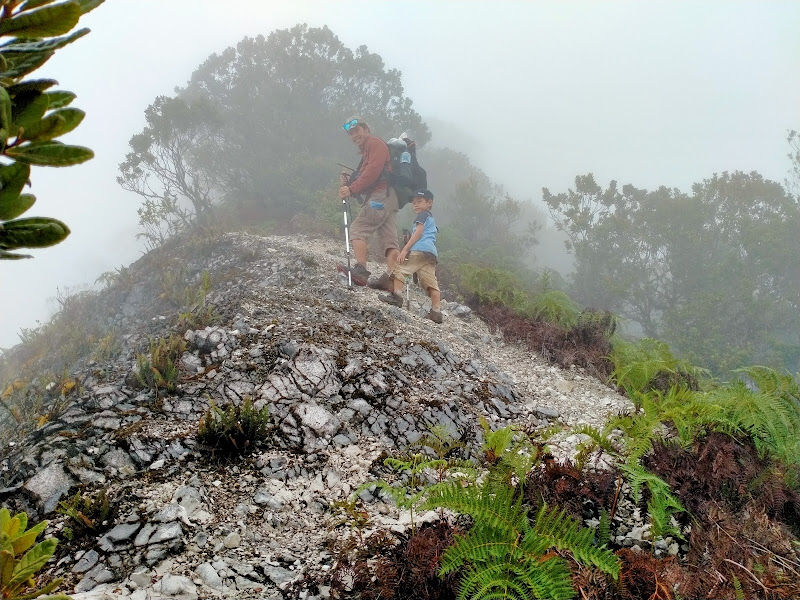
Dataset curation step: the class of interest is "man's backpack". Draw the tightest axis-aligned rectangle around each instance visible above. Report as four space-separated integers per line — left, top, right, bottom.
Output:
386 135 427 209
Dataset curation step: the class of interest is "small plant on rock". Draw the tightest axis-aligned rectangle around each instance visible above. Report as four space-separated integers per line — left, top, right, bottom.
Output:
136 334 185 394
0 507 71 600
197 397 270 457
56 488 111 540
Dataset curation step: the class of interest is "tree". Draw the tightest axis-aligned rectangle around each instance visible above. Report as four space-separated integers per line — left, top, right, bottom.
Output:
544 170 799 376
120 23 429 236
117 96 222 248
0 0 101 260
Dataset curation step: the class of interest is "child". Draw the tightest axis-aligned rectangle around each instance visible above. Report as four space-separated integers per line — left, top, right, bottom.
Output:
379 189 443 323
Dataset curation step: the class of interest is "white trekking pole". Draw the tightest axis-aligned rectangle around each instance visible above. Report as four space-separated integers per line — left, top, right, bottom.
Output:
343 197 352 288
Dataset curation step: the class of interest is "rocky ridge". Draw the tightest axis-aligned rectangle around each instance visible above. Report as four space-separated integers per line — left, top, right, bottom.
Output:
0 232 636 599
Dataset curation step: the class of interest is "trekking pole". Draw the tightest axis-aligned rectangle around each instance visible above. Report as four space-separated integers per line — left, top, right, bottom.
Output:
402 228 411 307
343 196 353 288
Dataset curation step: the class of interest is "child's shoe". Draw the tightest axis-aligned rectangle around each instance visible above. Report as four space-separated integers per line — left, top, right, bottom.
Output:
425 310 443 324
379 292 404 307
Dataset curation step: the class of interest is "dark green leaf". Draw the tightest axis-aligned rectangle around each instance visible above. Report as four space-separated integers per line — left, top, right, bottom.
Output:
76 0 104 15
5 78 58 96
21 108 83 141
43 90 75 108
48 106 83 134
18 112 65 141
0 162 31 203
5 141 93 166
18 0 60 11
0 248 31 259
0 193 36 220
11 90 48 132
0 48 53 80
0 28 88 52
0 87 11 131
0 216 70 249
0 2 82 38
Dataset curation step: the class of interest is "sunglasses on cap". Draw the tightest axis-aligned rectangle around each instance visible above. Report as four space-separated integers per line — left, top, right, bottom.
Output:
343 119 360 131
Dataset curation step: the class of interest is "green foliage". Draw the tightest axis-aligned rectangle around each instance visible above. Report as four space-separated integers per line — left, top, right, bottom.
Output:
458 264 531 313
0 0 101 260
705 366 800 478
135 334 185 394
117 95 220 248
0 507 71 600
545 170 800 377
596 509 611 547
326 496 371 546
197 397 270 457
530 289 580 328
618 461 685 540
424 483 619 600
56 488 111 538
439 174 540 270
364 425 479 531
479 417 542 486
587 365 800 545
610 337 705 400
92 328 120 362
175 270 219 329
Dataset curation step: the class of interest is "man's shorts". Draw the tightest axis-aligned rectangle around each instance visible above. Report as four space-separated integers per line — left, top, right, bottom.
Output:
392 251 439 292
349 187 399 255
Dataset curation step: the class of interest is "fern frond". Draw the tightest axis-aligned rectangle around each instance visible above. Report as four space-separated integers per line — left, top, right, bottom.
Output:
532 504 620 578
618 461 685 540
424 483 527 537
571 424 619 455
597 509 611 547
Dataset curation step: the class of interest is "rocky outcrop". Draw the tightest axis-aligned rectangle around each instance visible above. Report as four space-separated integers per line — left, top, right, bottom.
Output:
0 233 633 599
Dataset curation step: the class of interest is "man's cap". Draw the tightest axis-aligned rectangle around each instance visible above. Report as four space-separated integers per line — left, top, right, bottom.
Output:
415 189 434 200
343 115 367 130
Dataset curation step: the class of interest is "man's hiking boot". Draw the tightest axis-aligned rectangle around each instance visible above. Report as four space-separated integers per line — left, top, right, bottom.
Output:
426 310 443 324
368 272 393 292
379 292 404 308
338 262 370 286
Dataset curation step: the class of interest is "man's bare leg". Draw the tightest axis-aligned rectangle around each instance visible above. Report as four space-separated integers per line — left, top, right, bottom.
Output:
353 239 367 266
385 248 399 275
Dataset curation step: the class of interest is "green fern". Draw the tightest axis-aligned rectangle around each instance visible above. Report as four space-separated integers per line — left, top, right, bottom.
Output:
610 338 704 399
618 461 685 540
530 289 580 327
361 425 479 531
715 367 799 471
425 483 619 600
480 418 541 485
596 509 611 547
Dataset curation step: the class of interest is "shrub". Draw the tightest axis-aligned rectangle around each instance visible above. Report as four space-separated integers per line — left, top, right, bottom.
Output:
197 397 270 457
0 507 71 600
57 488 112 540
0 0 102 260
135 335 186 394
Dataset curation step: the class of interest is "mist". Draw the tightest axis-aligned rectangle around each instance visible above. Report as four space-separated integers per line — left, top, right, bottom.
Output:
1 0 798 349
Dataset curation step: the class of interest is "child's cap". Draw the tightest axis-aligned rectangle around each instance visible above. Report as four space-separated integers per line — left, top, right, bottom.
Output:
415 189 434 200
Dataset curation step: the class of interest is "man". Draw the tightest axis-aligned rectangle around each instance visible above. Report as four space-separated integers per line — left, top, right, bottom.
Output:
338 116 398 289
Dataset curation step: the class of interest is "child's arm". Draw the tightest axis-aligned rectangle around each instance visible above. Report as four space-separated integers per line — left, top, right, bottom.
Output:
398 222 424 263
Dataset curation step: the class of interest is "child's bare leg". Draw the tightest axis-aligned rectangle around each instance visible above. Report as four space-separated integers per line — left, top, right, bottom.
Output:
429 288 441 311
393 276 404 295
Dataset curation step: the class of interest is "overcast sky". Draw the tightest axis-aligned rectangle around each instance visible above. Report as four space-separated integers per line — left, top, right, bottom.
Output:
1 0 798 349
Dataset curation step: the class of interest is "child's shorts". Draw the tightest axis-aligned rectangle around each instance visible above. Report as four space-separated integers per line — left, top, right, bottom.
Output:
392 251 439 292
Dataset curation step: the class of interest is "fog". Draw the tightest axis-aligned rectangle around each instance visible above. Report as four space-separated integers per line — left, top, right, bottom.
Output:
1 0 798 349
